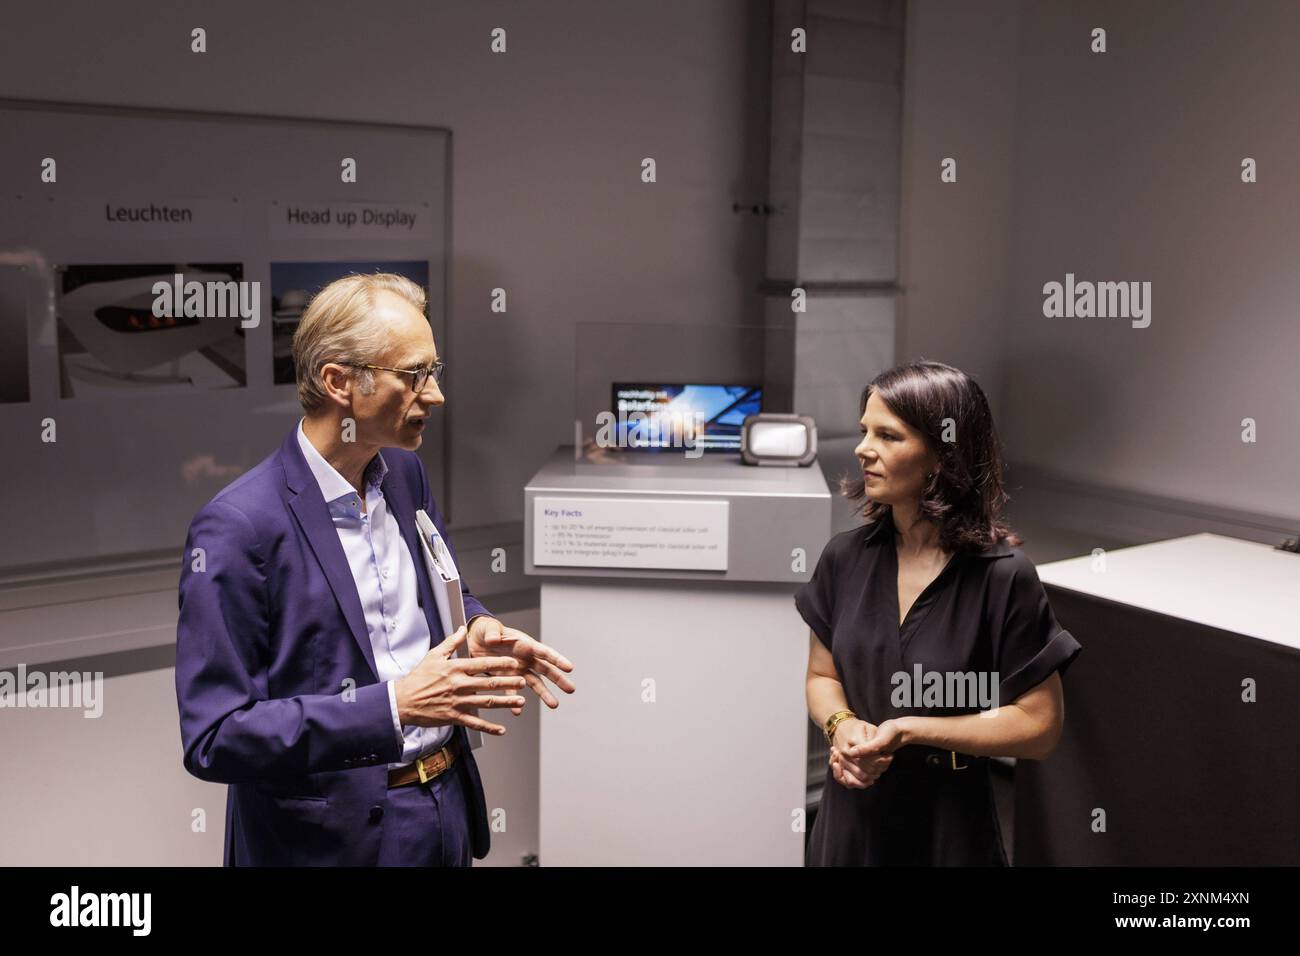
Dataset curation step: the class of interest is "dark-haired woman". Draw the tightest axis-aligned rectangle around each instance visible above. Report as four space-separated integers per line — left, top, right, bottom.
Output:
797 361 1082 866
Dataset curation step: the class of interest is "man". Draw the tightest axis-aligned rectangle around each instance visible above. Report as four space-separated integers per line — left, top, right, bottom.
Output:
175 272 574 866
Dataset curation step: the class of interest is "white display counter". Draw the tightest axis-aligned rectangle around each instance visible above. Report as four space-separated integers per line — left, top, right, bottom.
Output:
525 447 832 865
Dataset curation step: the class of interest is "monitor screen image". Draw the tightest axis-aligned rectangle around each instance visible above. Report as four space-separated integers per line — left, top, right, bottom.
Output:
611 383 762 452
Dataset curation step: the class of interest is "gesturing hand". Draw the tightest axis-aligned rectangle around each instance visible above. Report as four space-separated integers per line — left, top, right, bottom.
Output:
468 616 576 715
830 718 894 790
393 626 528 736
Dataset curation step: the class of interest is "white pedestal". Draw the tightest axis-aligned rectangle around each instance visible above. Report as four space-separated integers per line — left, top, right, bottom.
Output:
538 578 809 866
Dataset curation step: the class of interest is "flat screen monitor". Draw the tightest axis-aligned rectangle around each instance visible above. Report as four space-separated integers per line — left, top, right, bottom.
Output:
610 383 762 453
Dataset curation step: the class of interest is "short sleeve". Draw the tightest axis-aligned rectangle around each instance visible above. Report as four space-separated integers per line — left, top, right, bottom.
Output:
794 539 838 650
991 553 1082 705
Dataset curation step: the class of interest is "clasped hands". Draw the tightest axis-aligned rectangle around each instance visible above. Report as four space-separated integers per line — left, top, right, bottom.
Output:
393 616 575 736
830 717 904 790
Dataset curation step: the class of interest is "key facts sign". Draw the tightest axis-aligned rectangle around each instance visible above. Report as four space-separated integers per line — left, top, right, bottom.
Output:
533 496 729 572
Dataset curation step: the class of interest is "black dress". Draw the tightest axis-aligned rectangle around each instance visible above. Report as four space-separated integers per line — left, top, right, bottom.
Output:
795 509 1082 866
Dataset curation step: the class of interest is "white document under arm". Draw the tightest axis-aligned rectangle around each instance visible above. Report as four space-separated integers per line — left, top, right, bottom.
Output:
415 509 482 750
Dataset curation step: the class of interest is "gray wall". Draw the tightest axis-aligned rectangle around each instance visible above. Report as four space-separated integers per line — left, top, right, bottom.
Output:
901 0 1300 528
898 0 1019 402
0 0 772 531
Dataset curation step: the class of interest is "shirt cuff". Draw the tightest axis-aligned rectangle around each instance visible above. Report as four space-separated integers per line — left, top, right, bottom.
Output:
386 680 405 752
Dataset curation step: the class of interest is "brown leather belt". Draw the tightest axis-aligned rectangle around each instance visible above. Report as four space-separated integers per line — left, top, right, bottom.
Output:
387 737 461 789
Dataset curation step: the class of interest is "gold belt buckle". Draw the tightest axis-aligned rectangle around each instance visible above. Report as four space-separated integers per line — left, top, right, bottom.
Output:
950 751 969 771
415 746 450 784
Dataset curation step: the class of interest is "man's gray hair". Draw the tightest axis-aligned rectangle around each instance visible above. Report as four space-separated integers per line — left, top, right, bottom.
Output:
291 272 428 413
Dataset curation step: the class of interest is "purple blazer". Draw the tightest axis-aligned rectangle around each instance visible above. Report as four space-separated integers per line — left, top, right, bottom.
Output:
175 424 493 865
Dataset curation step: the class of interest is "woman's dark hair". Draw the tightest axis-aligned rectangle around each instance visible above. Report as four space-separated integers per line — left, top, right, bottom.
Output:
840 360 1022 555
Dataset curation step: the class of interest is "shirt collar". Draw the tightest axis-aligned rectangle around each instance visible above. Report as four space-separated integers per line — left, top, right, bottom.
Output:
862 508 1013 559
296 417 388 505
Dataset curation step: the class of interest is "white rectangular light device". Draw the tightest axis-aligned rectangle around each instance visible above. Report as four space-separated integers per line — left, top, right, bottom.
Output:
741 414 817 466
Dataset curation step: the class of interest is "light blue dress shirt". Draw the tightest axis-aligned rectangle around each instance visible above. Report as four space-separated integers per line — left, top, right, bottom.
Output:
296 418 452 768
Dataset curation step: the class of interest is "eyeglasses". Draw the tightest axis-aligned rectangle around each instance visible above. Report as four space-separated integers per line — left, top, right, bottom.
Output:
348 360 445 393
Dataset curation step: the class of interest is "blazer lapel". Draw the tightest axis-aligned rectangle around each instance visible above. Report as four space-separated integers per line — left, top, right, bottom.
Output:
278 427 380 682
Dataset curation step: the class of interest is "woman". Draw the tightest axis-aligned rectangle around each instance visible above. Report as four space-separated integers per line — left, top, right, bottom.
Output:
796 361 1082 866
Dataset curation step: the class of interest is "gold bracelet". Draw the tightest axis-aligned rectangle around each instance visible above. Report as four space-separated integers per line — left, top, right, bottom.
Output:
824 710 857 748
